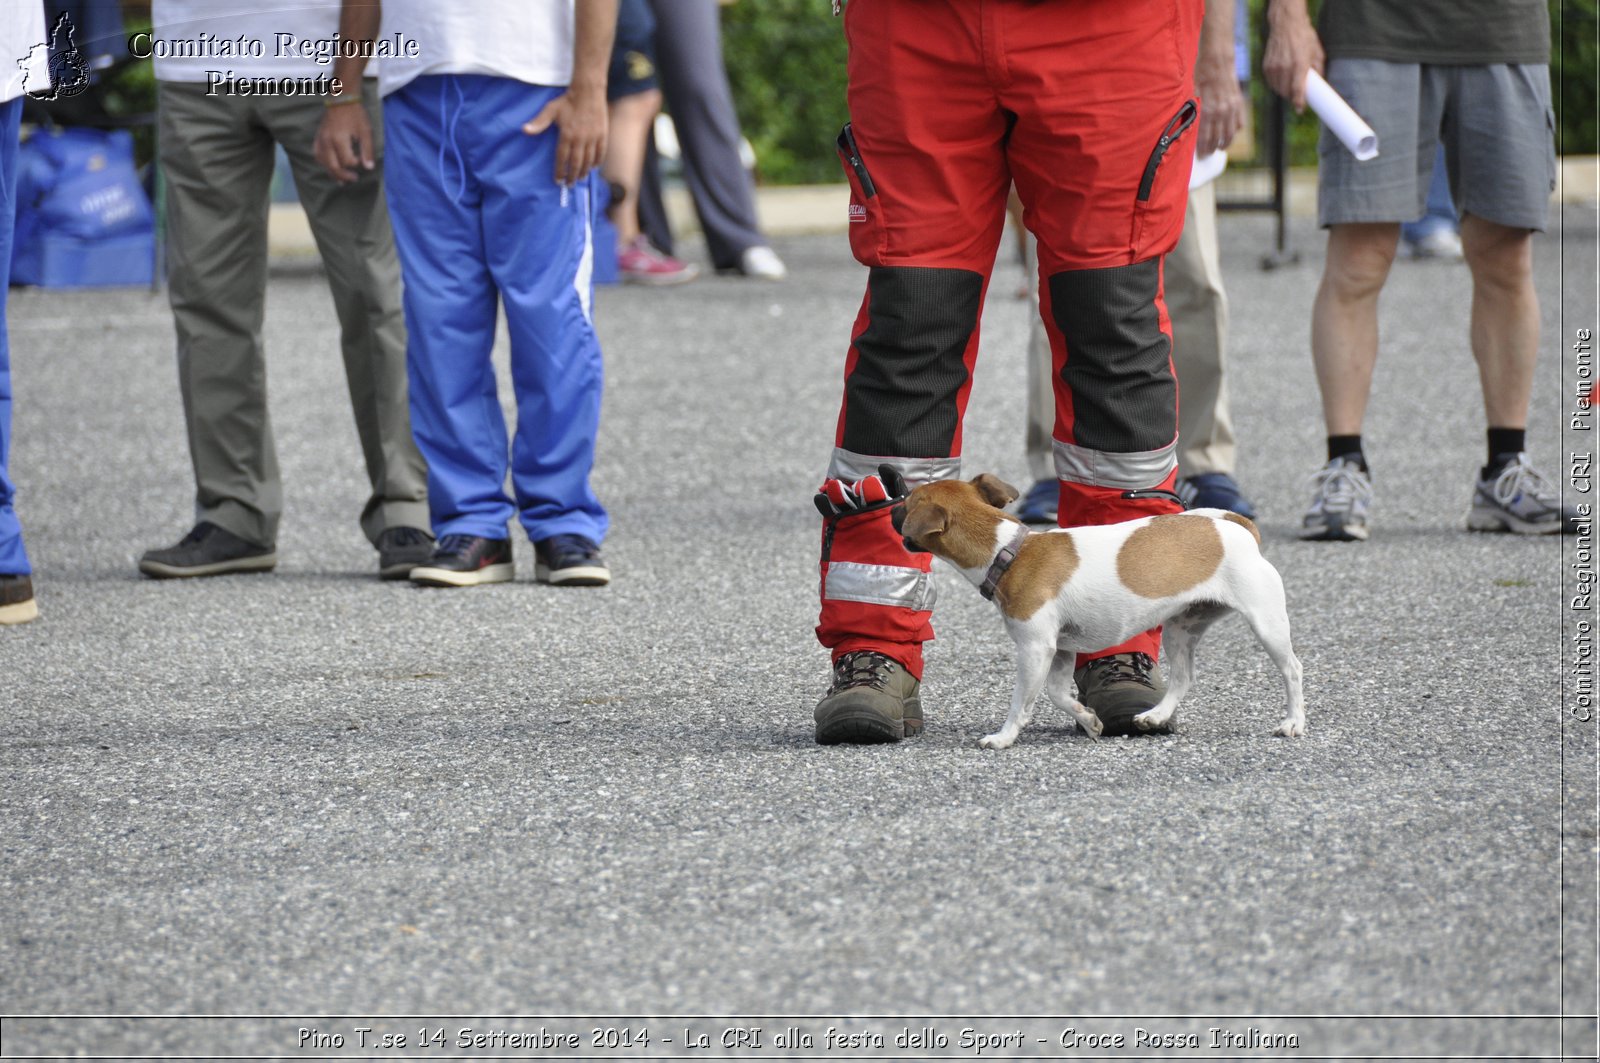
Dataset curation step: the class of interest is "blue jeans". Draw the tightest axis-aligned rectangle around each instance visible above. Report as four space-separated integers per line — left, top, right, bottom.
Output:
383 75 608 544
1402 146 1457 243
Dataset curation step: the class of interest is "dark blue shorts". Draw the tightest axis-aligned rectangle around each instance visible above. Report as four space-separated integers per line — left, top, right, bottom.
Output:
608 0 659 101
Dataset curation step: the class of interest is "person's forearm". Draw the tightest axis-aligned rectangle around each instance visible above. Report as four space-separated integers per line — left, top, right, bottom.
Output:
1267 0 1311 35
571 0 619 97
1200 0 1235 74
331 0 380 97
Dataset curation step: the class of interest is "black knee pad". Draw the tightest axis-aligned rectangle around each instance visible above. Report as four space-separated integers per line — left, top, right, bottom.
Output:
841 265 984 459
1048 258 1178 453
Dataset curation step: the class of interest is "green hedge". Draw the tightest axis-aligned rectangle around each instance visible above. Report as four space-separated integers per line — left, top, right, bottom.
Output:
725 0 1596 183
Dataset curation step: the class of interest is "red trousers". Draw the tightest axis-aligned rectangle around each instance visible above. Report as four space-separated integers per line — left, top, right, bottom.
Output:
817 0 1203 679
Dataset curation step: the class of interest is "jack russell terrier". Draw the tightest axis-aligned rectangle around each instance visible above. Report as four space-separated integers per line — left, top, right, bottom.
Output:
885 467 1305 749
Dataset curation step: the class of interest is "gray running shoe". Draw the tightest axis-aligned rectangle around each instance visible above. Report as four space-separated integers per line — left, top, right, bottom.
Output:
1301 456 1372 541
1467 452 1580 534
814 651 922 744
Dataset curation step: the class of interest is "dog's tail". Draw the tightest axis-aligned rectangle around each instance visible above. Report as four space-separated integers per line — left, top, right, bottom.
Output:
1220 511 1261 546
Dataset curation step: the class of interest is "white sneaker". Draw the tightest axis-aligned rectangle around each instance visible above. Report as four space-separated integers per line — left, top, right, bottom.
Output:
1405 228 1464 261
1467 452 1578 534
737 245 787 280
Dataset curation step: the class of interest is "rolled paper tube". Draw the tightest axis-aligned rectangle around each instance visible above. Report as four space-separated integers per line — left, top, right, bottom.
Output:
1304 68 1379 160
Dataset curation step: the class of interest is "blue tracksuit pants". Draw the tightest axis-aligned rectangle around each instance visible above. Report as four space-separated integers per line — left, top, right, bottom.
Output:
383 74 608 544
0 98 30 576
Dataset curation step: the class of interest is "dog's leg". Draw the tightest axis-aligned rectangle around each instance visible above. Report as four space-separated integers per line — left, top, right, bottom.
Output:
980 635 1053 750
1046 650 1102 739
1238 566 1307 736
1135 622 1196 733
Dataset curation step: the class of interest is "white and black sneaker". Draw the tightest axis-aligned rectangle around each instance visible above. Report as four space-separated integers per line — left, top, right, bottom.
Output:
534 534 610 586
1301 456 1372 541
1468 452 1580 535
409 534 514 587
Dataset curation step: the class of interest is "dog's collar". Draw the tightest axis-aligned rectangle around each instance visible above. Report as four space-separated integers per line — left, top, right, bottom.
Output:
979 522 1030 601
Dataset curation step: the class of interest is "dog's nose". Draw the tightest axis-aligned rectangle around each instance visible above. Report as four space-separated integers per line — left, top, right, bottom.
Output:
901 537 928 554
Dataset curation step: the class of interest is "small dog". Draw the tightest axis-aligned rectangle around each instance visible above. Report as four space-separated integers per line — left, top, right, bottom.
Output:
888 469 1306 748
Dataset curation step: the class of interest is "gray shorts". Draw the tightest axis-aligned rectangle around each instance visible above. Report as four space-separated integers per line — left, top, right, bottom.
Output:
1317 58 1556 231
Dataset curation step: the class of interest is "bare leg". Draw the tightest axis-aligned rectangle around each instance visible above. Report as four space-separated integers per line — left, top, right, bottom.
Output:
1311 223 1401 435
1459 214 1538 430
603 88 664 245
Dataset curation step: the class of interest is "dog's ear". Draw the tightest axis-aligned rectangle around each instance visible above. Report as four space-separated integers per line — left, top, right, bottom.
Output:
971 473 1020 509
900 500 949 543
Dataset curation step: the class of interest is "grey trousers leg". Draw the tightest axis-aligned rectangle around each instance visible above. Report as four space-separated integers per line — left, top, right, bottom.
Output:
1023 183 1236 482
642 0 765 270
159 81 426 547
160 81 279 545
265 83 428 543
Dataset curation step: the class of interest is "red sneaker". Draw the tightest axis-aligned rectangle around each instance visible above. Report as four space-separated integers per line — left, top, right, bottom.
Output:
617 236 699 286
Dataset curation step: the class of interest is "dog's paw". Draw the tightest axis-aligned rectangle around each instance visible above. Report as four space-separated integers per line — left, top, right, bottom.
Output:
1273 718 1306 737
1069 708 1103 739
978 731 1016 750
1133 707 1174 732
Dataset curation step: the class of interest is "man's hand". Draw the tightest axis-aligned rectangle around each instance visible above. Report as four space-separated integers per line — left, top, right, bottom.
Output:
314 99 375 184
1263 0 1324 113
1195 49 1244 156
522 84 608 187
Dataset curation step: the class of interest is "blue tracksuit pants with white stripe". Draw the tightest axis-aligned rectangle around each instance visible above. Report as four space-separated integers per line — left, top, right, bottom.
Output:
383 74 608 545
0 97 30 577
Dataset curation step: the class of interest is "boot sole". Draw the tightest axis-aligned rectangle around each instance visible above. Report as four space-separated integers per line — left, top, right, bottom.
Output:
815 709 923 745
138 553 278 579
409 562 515 587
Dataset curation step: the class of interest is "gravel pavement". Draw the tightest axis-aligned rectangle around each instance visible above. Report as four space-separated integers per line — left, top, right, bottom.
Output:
3 209 1597 1061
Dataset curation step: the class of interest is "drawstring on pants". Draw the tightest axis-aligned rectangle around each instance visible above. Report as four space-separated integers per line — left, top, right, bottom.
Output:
436 77 467 205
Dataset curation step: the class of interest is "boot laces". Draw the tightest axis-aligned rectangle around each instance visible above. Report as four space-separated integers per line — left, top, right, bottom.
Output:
830 651 895 693
1085 652 1156 688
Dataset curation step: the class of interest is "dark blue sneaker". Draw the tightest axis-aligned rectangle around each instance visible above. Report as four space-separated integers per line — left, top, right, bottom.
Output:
1015 478 1058 525
1176 472 1257 520
534 534 610 586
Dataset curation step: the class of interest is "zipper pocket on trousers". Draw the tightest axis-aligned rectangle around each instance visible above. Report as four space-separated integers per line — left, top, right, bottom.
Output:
1136 100 1198 202
837 123 877 198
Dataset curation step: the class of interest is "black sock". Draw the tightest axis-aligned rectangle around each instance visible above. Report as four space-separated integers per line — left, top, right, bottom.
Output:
1327 435 1366 470
1486 428 1525 474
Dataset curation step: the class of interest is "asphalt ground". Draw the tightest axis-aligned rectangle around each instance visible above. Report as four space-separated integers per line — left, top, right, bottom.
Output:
3 208 1598 1061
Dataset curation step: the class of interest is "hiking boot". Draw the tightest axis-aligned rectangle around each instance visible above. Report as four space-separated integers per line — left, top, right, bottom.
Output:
376 526 434 580
1073 651 1170 736
1300 455 1372 541
409 534 514 587
814 650 922 744
1015 478 1058 525
534 534 610 586
1177 471 1257 519
0 573 38 625
618 236 698 286
1467 452 1581 535
139 522 277 579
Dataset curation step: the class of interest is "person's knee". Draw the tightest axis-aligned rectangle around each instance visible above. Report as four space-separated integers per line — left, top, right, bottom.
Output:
1322 223 1399 300
1461 215 1534 294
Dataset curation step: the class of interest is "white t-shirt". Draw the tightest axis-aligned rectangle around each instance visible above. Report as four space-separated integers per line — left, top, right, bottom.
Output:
378 1 573 97
1 2 49 104
148 0 345 83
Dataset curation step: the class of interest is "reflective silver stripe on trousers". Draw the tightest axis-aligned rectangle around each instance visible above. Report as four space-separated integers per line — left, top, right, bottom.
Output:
1052 438 1177 489
823 561 937 612
826 448 962 486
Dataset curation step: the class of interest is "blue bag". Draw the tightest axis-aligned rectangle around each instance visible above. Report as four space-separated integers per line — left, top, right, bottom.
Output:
12 126 154 288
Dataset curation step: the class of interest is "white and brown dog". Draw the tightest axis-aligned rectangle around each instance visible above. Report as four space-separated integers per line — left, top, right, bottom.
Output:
888 470 1305 749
